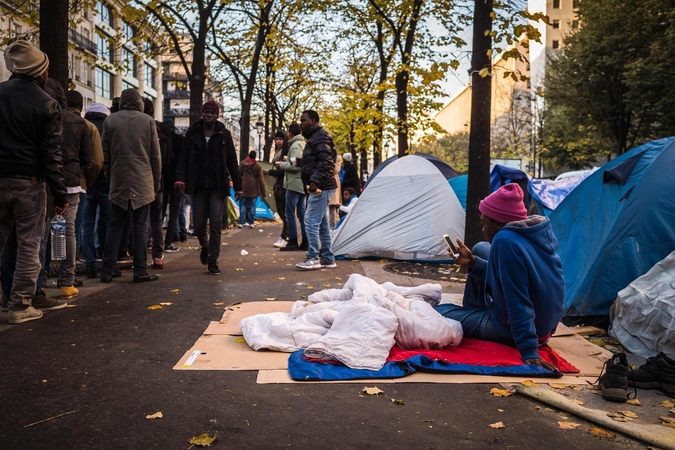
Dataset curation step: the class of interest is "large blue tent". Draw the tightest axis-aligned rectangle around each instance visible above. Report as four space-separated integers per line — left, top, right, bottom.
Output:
550 137 675 317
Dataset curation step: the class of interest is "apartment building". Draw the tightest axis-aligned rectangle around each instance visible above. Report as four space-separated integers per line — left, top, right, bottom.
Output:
0 0 162 116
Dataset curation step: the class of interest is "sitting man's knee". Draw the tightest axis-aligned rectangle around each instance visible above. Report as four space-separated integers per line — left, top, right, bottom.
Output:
472 241 491 260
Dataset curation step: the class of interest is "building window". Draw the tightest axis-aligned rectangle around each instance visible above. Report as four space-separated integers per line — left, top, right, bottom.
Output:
96 1 112 27
122 80 134 91
552 40 560 49
144 63 155 89
553 0 560 8
95 68 113 99
96 32 113 63
122 21 134 42
122 48 138 78
552 20 560 29
572 20 579 29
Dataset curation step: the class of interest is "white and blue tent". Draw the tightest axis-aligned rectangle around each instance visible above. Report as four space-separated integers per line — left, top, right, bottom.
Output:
550 137 675 318
332 155 465 262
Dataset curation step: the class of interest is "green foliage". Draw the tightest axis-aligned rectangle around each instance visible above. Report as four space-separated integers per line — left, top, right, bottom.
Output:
417 132 469 173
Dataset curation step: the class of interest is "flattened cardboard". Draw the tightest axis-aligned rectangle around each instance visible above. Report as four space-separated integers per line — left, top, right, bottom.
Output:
547 333 612 376
551 323 575 337
173 334 290 371
211 301 297 335
256 369 596 385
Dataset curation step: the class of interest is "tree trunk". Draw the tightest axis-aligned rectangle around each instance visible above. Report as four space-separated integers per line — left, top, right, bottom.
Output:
240 106 252 160
40 0 69 90
395 71 409 157
189 20 208 125
465 0 493 247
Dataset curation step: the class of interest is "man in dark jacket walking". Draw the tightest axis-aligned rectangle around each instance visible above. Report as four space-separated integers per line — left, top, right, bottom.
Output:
0 40 69 324
175 100 242 275
296 110 338 270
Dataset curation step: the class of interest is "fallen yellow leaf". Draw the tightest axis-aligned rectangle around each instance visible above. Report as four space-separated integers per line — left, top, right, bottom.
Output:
670 408 675 415
590 389 602 395
626 398 641 406
572 386 585 391
335 277 342 280
618 410 638 418
533 405 541 410
662 400 675 408
571 399 584 405
362 386 384 395
146 412 163 420
171 289 180 293
489 388 512 397
148 304 162 310
548 383 572 389
323 284 331 288
235 337 246 343
489 421 505 429
235 268 244 271
212 302 224 306
521 380 539 387
189 433 217 447
661 416 675 424
307 286 314 289
589 426 615 439
265 297 276 301
558 421 581 430
278 277 286 280
159 302 172 306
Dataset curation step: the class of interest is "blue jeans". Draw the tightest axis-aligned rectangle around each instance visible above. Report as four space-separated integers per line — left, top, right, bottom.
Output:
238 197 256 225
178 194 188 238
434 241 514 346
82 184 111 270
285 190 306 241
56 193 80 287
101 201 150 278
304 189 335 262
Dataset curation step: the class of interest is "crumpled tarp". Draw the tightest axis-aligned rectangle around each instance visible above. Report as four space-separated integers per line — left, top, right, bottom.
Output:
239 274 463 371
610 250 675 358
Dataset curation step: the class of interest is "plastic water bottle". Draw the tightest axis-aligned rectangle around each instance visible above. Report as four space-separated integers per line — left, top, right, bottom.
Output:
50 214 67 261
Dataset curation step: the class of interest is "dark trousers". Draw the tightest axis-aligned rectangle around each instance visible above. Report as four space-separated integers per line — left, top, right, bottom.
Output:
102 201 150 278
274 185 288 240
149 190 164 259
163 190 182 245
193 188 226 264
82 183 111 270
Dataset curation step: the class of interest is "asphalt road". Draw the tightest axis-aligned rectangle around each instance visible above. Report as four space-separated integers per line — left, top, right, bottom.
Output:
0 224 647 449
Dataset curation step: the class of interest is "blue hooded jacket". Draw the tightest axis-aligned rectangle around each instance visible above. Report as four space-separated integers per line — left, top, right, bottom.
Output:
471 216 565 360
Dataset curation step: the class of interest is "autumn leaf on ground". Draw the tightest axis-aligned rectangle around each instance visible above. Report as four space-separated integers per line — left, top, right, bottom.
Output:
617 410 638 418
625 398 641 406
662 400 675 408
265 297 276 301
606 412 630 422
235 337 246 343
558 421 581 430
362 386 384 396
590 389 602 395
212 302 224 306
145 412 163 420
661 416 675 426
548 383 572 389
235 268 244 271
189 433 217 447
307 286 314 289
589 426 615 439
572 386 585 391
571 399 584 405
148 304 162 310
489 388 511 397
670 408 675 415
277 277 286 280
390 398 405 405
171 289 180 293
489 421 505 429
323 284 331 288
159 302 172 306
521 380 539 387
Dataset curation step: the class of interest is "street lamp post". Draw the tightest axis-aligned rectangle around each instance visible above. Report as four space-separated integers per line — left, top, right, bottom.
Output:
384 142 390 159
255 118 264 161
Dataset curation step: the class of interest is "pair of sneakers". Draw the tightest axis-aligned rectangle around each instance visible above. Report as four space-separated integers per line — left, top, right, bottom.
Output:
296 258 337 270
598 351 675 402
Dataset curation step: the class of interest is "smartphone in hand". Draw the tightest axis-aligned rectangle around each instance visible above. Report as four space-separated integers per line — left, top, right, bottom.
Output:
443 234 460 259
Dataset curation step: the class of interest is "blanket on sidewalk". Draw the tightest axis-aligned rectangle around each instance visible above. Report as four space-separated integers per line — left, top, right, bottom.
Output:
288 338 579 381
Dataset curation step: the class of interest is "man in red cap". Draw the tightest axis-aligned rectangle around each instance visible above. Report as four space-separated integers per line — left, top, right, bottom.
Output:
435 183 565 371
174 100 242 275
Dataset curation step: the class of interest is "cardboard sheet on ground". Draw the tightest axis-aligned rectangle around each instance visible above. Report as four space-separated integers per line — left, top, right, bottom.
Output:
174 301 612 379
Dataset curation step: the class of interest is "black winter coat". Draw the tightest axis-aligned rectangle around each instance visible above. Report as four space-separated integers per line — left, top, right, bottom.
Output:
0 76 67 205
176 120 242 198
300 124 337 190
84 111 109 187
62 109 95 188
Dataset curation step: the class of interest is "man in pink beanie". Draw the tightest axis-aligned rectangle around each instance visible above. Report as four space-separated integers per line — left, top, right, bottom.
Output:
435 183 565 372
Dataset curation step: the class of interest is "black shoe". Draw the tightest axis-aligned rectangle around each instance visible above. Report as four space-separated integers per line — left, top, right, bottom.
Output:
112 269 122 278
100 273 112 283
200 247 209 265
164 243 180 253
298 241 309 251
85 268 97 279
133 274 159 283
628 352 675 397
598 352 629 402
208 262 220 274
280 238 300 252
180 235 188 242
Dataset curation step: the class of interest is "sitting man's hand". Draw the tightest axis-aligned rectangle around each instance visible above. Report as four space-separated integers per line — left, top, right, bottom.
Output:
54 203 69 215
235 191 242 201
453 238 476 268
174 180 186 195
523 358 558 372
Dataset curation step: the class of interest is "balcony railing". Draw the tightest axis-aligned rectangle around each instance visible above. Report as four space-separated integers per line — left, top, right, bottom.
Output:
165 90 190 99
163 73 189 81
69 28 97 55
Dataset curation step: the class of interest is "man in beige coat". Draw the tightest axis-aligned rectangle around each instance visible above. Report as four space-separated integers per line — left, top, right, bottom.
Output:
99 88 161 283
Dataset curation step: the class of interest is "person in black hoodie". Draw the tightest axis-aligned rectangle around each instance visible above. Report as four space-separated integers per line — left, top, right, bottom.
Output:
82 103 112 279
161 118 185 250
266 130 289 247
174 100 242 275
296 110 338 270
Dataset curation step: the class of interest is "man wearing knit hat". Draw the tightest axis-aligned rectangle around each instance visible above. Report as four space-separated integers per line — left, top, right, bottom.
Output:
175 100 242 275
0 40 69 323
435 183 565 371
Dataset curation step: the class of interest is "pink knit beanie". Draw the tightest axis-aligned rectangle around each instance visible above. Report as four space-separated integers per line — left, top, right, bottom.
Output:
479 183 528 224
